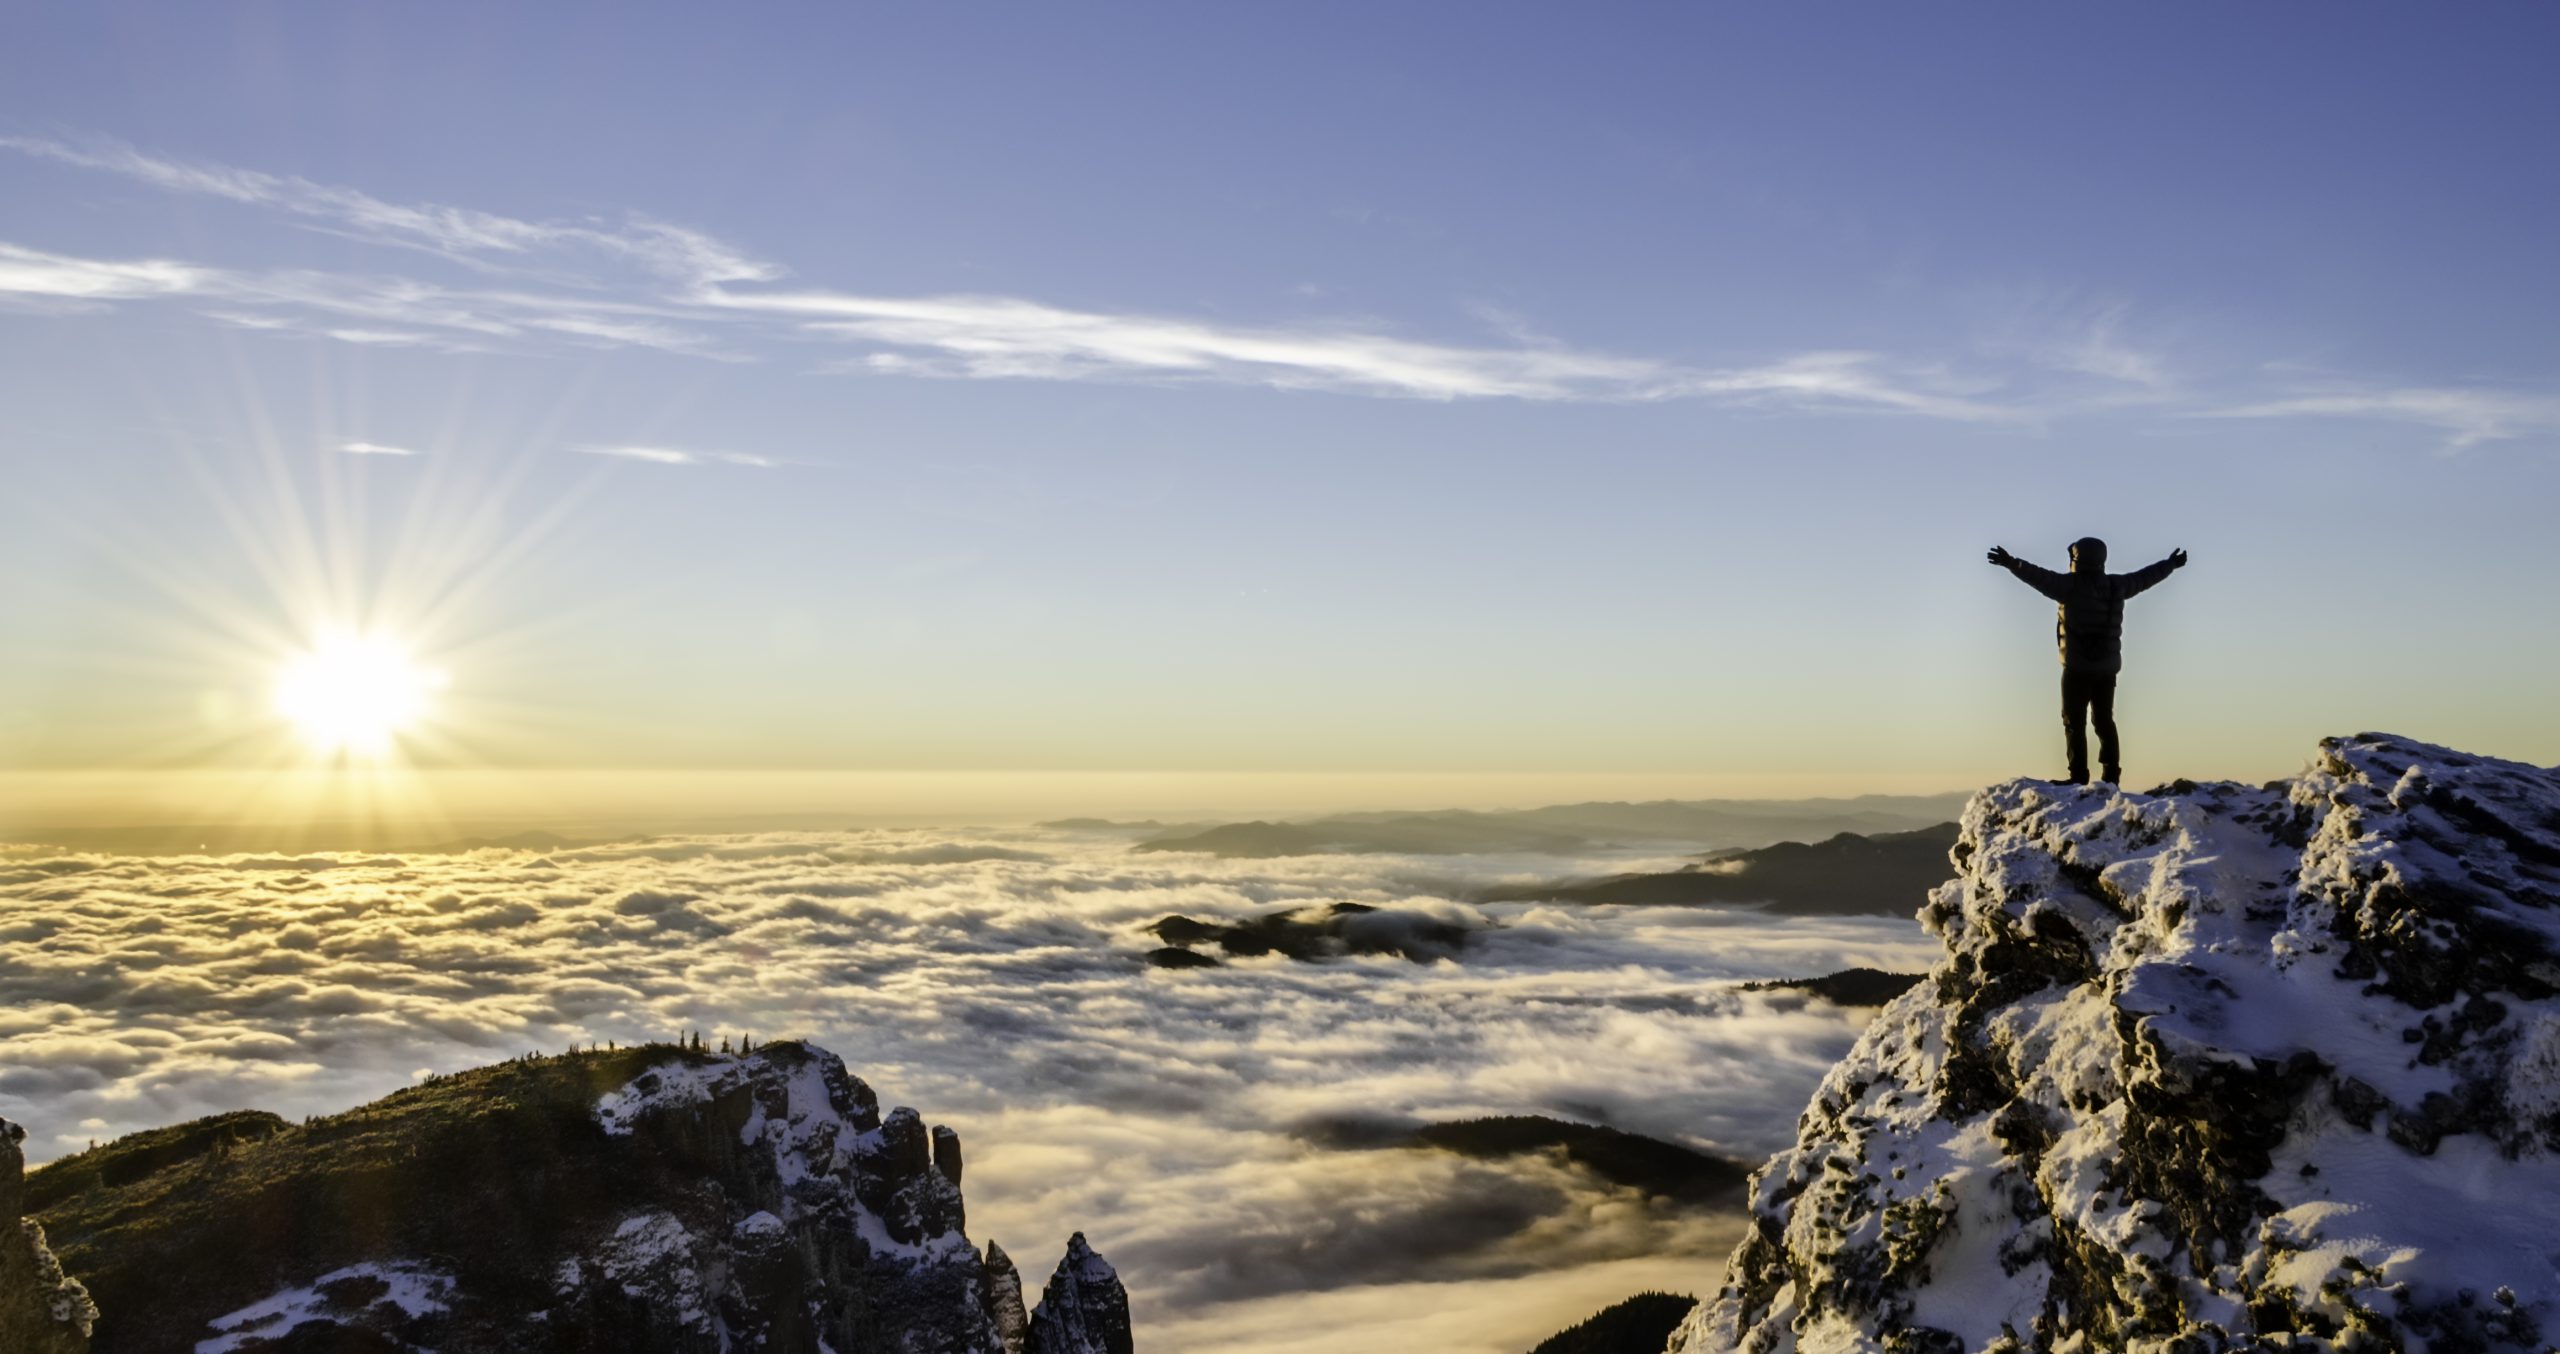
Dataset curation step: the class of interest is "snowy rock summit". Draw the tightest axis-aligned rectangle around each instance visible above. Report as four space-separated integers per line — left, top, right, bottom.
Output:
1676 734 2560 1354
22 1039 1128 1353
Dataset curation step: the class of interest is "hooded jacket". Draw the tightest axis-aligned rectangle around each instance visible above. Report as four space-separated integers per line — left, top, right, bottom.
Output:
2002 537 2178 674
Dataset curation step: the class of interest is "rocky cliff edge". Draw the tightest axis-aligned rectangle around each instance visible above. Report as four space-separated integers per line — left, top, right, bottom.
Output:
1676 734 2560 1353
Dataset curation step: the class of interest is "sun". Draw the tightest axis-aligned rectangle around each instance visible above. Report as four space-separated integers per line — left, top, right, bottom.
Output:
272 631 448 757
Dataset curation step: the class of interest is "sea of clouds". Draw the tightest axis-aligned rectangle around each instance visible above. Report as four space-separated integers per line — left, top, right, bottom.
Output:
0 828 1942 1352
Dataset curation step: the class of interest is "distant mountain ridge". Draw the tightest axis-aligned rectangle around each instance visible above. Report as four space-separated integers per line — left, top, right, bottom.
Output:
1485 823 1960 915
1132 793 1967 858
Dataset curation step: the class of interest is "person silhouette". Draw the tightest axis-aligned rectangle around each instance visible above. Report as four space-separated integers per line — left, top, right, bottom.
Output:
1987 537 2187 785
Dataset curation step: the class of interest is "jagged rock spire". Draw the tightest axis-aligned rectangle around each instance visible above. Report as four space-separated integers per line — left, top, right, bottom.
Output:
1027 1232 1133 1354
983 1240 1029 1354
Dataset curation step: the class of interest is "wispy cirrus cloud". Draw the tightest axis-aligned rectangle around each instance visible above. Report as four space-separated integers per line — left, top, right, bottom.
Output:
6 132 2557 447
337 441 419 457
0 240 207 300
322 327 435 346
580 445 781 468
768 288 2018 416
780 289 1659 400
1668 350 2014 422
0 134 777 288
0 134 2010 417
2208 384 2560 452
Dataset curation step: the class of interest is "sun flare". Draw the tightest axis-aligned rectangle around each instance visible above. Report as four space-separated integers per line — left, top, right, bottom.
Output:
273 631 448 757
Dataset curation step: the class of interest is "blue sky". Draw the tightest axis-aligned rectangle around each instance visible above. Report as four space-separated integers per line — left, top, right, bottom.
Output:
4 4 2558 805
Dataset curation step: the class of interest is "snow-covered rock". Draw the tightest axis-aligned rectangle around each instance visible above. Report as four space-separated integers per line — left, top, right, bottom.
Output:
1028 1232 1134 1354
2 1118 95 1354
1675 734 2560 1354
30 1040 1129 1353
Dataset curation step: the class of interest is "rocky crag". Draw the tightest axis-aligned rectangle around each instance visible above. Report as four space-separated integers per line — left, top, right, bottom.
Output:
3 1117 95 1354
1026 1233 1133 1354
1674 734 2560 1353
21 1040 1126 1353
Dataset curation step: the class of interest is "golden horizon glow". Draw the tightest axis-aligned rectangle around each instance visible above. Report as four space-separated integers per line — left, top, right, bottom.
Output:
272 630 449 760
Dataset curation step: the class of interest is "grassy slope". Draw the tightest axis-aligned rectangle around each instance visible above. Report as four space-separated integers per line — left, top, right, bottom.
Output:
30 1042 742 1348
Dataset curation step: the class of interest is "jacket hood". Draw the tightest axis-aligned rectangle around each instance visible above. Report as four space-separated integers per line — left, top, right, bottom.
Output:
2069 536 2108 573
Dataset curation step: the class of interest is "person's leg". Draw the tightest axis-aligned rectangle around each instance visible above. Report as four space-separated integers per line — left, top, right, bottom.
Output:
2093 675 2120 783
2061 672 2091 784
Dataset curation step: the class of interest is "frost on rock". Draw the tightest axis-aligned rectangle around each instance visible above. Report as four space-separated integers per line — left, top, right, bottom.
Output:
1673 734 2560 1354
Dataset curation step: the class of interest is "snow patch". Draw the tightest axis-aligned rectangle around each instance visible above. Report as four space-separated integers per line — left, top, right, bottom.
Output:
195 1261 454 1354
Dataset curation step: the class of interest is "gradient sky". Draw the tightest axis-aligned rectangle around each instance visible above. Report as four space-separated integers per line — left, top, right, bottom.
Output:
5 4 2558 816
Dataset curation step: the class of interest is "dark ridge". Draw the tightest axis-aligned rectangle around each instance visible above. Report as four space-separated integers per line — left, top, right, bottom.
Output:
1410 1116 1749 1204
1143 902 1473 964
1132 821 1337 856
1485 822 1959 915
1527 1291 1700 1354
35 1041 769 1350
24 1110 291 1213
1148 915 1225 946
1739 968 1928 1007
1288 1115 1425 1150
1144 946 1220 969
1130 795 1968 859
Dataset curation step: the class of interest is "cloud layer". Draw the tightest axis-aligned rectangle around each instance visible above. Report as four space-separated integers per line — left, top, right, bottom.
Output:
0 828 1937 1351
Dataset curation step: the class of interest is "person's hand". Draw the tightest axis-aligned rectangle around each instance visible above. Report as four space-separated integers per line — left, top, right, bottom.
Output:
1987 546 2015 568
2170 547 2188 569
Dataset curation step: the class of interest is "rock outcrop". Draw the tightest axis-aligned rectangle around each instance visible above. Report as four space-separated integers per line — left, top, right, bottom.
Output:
30 1040 1128 1353
1028 1233 1134 1354
984 1240 1031 1352
2 1118 95 1354
1147 901 1479 964
1676 734 2560 1353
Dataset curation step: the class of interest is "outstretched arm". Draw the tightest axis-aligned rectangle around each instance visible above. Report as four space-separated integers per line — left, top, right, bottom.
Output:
1987 546 2069 600
2121 547 2187 597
